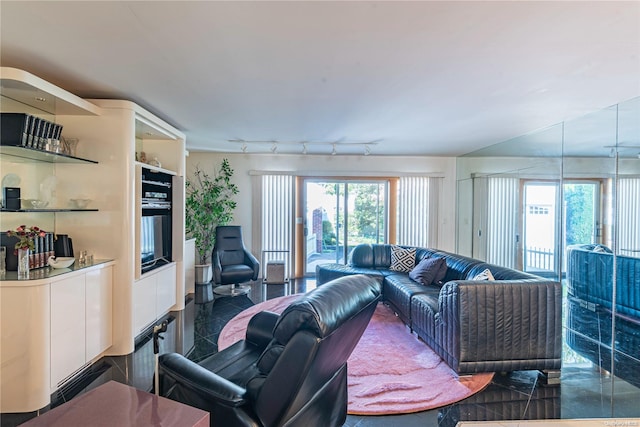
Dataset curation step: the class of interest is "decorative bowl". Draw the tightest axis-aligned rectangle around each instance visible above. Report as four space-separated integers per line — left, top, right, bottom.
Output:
70 198 92 209
22 199 49 209
48 256 75 269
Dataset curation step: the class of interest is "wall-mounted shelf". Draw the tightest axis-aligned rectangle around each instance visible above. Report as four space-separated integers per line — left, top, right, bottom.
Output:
1 208 99 213
0 145 98 164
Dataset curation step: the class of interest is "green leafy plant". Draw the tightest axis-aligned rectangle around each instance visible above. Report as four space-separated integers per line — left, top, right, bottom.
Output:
185 159 239 264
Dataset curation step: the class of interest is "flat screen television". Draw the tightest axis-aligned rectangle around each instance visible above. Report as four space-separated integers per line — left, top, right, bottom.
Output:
140 214 171 273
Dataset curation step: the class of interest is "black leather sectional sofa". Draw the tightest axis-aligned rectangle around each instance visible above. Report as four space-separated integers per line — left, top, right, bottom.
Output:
566 244 640 388
317 244 563 380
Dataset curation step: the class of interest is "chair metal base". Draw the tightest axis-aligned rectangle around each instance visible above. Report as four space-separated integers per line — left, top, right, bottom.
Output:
213 284 251 297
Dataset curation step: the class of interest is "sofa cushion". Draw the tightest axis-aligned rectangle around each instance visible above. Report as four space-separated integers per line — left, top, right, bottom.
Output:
349 244 374 268
315 263 384 287
390 246 416 272
433 251 483 283
466 263 539 281
472 268 495 281
382 273 432 324
409 256 447 286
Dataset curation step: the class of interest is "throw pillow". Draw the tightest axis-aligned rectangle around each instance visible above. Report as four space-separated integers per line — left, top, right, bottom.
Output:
390 246 416 272
473 268 495 281
409 257 447 286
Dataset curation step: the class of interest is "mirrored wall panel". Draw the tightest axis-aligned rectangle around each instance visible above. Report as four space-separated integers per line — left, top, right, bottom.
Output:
456 96 640 416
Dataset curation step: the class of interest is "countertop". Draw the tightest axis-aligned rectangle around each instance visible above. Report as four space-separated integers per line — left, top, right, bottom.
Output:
0 258 114 285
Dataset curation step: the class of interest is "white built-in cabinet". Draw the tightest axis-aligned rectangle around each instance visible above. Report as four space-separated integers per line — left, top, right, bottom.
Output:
133 263 177 335
85 267 114 361
50 266 113 387
0 68 186 413
0 262 114 413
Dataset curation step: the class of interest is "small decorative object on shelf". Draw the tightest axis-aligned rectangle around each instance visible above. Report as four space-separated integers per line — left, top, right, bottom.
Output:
17 248 29 278
5 225 49 276
150 157 161 168
62 137 79 157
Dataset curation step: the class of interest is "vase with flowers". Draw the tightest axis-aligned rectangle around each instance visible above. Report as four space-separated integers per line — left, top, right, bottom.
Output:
5 225 47 277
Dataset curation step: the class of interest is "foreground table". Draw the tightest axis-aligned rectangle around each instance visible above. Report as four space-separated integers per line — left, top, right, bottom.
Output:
21 381 209 427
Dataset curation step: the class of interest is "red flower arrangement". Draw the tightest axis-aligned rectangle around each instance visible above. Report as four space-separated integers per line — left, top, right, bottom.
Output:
5 225 47 253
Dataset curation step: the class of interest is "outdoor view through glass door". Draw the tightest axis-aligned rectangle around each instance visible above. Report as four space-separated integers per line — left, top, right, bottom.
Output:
304 180 387 275
522 180 599 277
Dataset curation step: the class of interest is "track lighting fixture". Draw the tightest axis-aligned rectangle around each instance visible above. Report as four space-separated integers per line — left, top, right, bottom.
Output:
229 139 379 155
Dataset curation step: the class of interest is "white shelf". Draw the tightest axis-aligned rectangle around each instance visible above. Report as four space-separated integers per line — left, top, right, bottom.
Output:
0 67 100 116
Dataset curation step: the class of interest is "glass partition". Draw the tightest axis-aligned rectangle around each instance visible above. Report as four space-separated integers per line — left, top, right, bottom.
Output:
456 96 640 416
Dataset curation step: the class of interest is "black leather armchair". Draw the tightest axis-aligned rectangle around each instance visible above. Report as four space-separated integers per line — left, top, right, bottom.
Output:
158 274 381 427
212 226 260 296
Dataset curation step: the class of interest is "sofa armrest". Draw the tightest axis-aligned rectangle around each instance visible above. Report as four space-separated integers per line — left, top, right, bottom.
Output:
159 352 247 407
438 280 562 372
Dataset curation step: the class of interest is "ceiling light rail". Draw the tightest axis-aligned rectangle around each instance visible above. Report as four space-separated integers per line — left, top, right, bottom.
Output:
229 139 380 155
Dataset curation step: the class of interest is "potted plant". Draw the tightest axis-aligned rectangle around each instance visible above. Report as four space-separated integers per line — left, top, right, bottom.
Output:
185 158 238 285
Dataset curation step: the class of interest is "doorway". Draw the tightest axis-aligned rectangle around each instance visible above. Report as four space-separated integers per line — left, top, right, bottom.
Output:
303 180 387 275
521 180 600 277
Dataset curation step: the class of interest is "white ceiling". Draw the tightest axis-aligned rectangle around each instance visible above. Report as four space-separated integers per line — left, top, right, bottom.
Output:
1 1 639 156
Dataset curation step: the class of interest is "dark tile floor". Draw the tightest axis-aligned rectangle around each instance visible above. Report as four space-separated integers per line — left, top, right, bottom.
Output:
4 278 640 426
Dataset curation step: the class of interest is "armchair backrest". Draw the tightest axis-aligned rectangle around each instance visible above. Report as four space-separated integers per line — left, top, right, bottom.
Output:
248 274 381 426
213 226 248 266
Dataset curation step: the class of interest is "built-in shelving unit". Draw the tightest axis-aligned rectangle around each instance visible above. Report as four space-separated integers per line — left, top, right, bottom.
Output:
0 68 101 235
0 67 113 416
0 67 187 416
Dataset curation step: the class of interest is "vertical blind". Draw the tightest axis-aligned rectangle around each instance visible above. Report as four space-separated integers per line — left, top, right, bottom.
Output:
397 176 442 247
473 175 518 267
486 177 519 268
617 177 640 253
254 174 294 277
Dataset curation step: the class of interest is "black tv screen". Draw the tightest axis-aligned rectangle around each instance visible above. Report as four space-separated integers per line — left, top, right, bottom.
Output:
141 214 171 273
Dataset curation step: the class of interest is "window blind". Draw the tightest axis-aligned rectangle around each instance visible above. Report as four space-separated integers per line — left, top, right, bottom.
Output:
397 176 441 247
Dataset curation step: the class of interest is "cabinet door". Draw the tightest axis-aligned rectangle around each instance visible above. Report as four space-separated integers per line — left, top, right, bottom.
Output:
133 275 156 334
86 267 113 361
156 264 177 317
51 275 86 387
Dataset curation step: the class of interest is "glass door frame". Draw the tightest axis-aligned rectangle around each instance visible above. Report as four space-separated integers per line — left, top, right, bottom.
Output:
301 177 389 276
520 179 562 277
520 178 604 278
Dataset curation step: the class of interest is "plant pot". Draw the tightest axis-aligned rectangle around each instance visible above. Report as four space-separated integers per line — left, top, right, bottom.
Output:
195 264 213 285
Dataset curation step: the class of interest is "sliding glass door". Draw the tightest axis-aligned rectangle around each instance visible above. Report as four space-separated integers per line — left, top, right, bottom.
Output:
303 180 387 275
522 181 560 276
521 180 601 277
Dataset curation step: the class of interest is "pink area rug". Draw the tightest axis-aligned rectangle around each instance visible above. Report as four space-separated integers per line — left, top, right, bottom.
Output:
218 294 494 415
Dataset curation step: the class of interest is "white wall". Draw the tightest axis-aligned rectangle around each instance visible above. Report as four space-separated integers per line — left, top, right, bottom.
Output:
186 152 458 255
